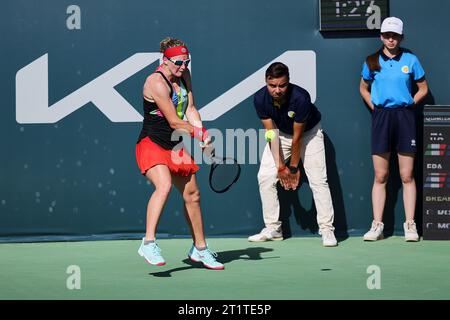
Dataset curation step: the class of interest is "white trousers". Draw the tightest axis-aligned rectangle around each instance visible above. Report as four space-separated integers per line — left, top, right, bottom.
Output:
257 123 335 233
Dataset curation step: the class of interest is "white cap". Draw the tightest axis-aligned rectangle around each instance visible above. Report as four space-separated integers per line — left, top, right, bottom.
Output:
380 17 403 35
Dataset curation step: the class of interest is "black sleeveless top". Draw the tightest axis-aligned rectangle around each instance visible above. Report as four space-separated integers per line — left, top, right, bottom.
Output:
137 71 188 150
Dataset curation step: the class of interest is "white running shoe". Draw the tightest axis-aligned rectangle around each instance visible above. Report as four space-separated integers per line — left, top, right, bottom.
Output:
321 229 338 247
404 220 419 242
248 227 283 242
363 221 384 241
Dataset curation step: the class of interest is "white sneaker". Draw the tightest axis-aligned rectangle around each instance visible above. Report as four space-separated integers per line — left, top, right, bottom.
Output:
363 221 384 241
248 227 283 242
321 229 338 247
404 220 419 242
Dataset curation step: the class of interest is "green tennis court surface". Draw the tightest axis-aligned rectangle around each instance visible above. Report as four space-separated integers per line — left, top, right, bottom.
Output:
1 237 449 300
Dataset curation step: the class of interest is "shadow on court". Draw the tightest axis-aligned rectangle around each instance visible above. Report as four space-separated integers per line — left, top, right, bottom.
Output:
149 247 276 277
278 132 349 242
278 183 319 237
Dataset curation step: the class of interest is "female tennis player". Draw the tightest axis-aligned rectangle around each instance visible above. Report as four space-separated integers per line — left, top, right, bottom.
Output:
135 37 223 270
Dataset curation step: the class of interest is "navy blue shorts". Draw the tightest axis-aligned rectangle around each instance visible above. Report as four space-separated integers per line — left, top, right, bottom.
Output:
371 106 417 155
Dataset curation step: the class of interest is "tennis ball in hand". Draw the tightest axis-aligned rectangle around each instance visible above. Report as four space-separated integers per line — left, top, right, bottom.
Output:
265 129 276 142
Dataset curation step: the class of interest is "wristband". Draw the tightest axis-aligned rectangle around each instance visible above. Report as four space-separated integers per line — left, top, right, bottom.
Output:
277 165 287 173
288 166 299 174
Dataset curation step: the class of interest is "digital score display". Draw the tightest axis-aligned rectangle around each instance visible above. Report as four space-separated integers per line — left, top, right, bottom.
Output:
423 105 450 240
320 0 390 31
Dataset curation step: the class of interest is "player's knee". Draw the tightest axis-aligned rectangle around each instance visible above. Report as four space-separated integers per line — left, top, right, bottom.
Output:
374 171 389 184
184 189 200 204
156 182 172 197
308 176 330 191
400 171 414 184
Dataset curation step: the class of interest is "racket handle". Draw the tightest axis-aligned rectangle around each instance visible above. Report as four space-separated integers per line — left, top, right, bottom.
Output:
201 144 215 157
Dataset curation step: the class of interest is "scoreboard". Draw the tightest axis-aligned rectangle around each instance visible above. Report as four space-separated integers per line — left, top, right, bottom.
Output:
320 0 389 31
423 105 450 240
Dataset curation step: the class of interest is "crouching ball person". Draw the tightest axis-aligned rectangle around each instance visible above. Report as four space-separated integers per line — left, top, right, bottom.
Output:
249 62 338 247
135 37 223 270
359 17 428 241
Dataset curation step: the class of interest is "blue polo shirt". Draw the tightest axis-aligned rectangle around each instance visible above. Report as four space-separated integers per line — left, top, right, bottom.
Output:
254 84 321 135
361 49 425 108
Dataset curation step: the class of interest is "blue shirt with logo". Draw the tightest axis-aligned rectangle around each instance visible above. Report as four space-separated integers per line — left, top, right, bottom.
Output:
253 84 321 135
361 49 425 108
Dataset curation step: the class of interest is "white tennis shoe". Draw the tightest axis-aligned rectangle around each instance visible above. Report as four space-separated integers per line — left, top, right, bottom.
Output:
248 227 283 242
363 221 384 241
321 229 338 247
404 220 419 242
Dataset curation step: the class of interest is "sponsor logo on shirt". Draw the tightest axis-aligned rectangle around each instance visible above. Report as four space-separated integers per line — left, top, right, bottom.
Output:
402 66 409 73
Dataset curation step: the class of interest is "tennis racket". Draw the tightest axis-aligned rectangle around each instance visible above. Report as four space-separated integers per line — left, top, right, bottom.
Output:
204 147 241 193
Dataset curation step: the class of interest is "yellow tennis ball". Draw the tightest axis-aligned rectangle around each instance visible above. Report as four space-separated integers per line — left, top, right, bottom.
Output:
265 129 276 142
